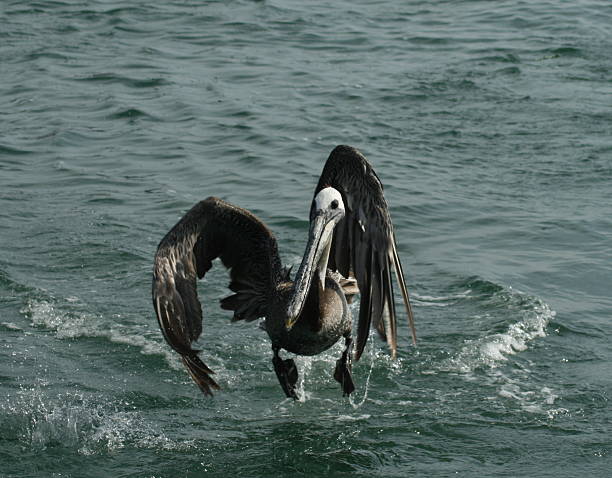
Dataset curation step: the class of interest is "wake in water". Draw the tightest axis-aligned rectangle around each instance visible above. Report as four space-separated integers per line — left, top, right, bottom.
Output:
17 275 556 418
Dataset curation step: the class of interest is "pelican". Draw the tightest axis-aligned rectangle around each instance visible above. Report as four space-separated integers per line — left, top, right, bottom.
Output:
152 145 416 398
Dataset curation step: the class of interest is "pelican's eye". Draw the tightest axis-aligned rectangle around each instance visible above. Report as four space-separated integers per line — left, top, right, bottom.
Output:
330 199 339 210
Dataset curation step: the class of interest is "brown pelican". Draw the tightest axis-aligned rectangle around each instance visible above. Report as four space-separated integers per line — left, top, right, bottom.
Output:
152 145 416 398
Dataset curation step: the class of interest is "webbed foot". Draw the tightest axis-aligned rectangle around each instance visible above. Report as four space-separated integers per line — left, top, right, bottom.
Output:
334 336 355 396
273 348 299 399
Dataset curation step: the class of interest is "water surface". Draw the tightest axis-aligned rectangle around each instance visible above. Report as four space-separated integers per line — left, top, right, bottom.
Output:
1 1 611 476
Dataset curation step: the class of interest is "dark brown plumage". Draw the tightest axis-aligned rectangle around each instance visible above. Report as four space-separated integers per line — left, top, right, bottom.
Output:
152 145 416 398
313 145 417 360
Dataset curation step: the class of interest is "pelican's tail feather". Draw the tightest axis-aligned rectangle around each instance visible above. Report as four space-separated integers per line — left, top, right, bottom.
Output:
181 354 220 396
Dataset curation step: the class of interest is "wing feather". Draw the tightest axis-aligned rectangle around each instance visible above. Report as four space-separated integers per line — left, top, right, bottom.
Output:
313 145 416 361
152 197 282 395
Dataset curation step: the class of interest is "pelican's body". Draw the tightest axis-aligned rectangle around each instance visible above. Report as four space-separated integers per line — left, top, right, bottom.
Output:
153 145 416 398
265 274 350 356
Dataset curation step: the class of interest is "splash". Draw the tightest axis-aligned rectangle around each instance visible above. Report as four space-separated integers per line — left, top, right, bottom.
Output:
348 335 376 409
294 355 314 402
1 387 193 454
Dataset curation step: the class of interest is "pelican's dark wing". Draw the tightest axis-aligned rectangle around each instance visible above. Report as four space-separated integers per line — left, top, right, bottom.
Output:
312 145 416 361
152 197 283 395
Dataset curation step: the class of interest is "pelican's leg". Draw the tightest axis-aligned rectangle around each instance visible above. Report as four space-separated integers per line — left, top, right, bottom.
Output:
334 334 355 396
272 347 298 399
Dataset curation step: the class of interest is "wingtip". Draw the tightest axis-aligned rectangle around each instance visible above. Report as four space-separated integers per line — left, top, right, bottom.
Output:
353 348 363 363
406 293 417 346
409 309 417 346
389 241 417 347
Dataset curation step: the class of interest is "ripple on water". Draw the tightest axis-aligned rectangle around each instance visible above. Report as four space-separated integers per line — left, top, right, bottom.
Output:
73 73 168 88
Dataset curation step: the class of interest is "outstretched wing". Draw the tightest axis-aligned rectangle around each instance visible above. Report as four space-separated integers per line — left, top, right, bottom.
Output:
152 197 283 395
312 145 416 361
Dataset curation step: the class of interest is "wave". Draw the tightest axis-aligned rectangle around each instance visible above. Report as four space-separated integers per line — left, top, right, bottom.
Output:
21 298 181 371
108 107 157 121
73 73 168 89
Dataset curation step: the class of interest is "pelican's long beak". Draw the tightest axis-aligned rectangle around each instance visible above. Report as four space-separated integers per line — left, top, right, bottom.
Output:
285 208 341 331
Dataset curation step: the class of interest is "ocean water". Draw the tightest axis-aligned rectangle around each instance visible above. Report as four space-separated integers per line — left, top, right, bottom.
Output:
1 0 611 476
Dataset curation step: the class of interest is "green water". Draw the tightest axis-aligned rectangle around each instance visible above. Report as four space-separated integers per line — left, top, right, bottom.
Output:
1 1 611 476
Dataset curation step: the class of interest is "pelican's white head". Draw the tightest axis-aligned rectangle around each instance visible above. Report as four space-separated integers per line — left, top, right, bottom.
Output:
313 187 345 216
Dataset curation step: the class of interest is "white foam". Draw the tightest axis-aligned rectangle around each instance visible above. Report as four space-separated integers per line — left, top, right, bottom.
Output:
442 301 555 374
496 379 562 415
336 414 371 421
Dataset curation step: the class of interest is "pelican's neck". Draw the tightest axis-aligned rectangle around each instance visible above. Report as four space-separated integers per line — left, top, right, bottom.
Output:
285 214 336 327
